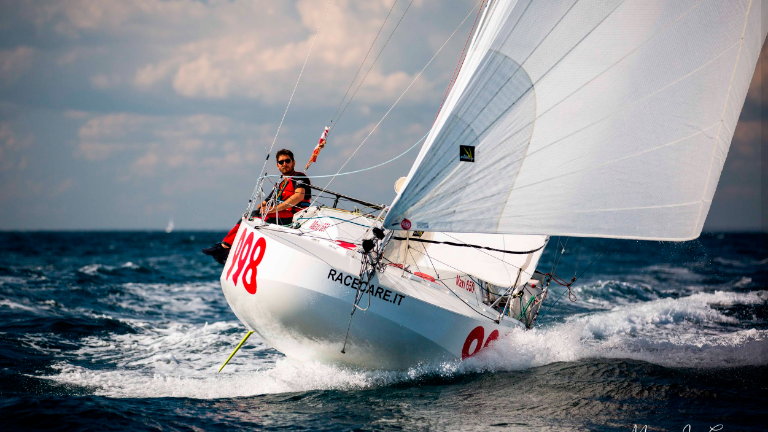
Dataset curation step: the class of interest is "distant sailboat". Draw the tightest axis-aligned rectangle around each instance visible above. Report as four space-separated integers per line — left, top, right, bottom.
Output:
165 218 174 234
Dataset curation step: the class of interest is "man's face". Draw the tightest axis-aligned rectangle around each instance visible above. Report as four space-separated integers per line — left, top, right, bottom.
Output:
277 155 295 175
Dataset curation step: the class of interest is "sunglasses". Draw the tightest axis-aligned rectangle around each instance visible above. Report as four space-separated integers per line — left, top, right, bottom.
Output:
277 159 293 165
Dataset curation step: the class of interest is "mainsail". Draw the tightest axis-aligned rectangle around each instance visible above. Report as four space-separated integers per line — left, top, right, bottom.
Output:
385 0 767 240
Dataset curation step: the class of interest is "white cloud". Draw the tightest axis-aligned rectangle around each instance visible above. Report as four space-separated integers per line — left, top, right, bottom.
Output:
134 59 177 88
172 55 231 98
53 178 75 195
89 73 122 89
25 0 460 106
75 112 275 176
0 122 34 172
0 47 35 85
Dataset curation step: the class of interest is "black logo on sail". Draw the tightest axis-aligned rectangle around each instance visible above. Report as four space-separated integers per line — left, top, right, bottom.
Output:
459 145 475 162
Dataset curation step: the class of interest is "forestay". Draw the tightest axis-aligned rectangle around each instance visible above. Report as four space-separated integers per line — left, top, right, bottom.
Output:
384 0 767 240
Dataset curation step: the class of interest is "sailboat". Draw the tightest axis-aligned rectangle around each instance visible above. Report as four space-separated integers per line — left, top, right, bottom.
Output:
219 0 767 370
165 218 175 234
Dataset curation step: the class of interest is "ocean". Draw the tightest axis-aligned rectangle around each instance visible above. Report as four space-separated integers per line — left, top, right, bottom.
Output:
0 231 766 431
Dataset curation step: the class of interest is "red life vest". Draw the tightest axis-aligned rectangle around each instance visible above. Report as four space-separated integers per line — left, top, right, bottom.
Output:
273 171 311 220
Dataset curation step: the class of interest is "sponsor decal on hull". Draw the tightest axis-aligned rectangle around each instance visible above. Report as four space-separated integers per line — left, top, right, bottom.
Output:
455 275 476 293
461 326 499 359
308 220 331 232
225 229 266 294
328 269 405 306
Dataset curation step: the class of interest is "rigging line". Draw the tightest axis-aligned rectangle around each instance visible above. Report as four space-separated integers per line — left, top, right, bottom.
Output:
392 236 545 255
383 254 496 322
405 240 427 276
433 0 486 123
309 0 484 210
423 243 482 309
440 231 530 285
536 287 569 324
553 237 569 275
432 0 580 148
329 0 400 125
253 131 427 180
397 0 575 201
574 248 605 282
573 238 583 279
548 236 562 275
537 245 606 324
329 0 414 134
257 0 332 185
421 242 441 281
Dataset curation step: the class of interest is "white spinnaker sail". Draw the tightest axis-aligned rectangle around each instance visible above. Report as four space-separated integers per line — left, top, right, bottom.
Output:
385 0 767 240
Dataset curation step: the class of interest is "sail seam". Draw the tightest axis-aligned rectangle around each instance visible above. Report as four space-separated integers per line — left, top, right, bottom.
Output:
531 0 707 128
496 78 536 232
432 0 590 163
508 121 721 193
508 200 703 216
444 0 576 134
466 0 630 149
414 200 701 228
692 0 754 237
525 38 742 160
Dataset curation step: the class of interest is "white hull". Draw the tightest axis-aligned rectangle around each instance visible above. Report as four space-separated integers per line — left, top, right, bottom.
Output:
220 212 546 370
221 208 543 370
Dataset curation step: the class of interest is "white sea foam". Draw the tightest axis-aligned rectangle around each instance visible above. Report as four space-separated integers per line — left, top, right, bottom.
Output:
45 318 408 399
112 282 222 317
42 289 768 399
466 290 768 371
0 298 38 312
79 263 107 275
0 275 28 286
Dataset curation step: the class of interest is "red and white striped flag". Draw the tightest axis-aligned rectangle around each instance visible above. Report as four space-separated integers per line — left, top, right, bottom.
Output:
305 126 329 170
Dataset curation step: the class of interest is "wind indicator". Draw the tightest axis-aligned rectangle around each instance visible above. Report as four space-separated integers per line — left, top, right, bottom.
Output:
305 126 329 170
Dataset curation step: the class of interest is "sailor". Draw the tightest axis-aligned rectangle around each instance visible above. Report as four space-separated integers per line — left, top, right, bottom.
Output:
202 149 311 264
258 149 312 224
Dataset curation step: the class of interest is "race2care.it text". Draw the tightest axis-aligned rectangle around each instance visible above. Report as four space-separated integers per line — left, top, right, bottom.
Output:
328 269 405 306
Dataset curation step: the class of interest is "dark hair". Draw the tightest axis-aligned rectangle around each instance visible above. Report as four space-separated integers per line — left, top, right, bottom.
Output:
276 149 294 162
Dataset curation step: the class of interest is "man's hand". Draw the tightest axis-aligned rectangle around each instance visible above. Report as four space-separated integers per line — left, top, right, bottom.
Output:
258 201 271 217
259 189 305 218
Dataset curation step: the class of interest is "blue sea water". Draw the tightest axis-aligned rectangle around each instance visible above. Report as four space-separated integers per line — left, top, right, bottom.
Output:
0 231 766 431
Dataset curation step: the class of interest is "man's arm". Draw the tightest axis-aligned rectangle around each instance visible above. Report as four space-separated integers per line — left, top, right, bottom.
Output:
262 188 305 215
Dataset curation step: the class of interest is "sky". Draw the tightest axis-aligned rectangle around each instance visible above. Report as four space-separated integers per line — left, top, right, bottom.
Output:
0 0 765 232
